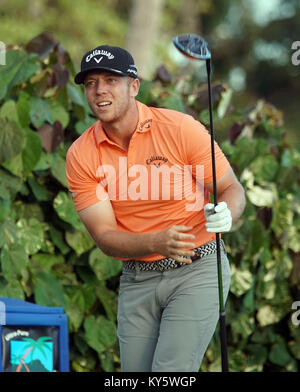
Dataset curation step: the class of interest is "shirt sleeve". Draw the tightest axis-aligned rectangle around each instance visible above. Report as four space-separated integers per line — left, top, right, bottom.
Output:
65 143 108 211
180 114 230 184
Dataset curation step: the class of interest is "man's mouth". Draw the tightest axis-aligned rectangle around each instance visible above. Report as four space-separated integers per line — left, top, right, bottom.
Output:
96 101 112 107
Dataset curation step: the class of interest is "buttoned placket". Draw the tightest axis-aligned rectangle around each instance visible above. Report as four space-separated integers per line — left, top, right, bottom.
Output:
128 131 141 275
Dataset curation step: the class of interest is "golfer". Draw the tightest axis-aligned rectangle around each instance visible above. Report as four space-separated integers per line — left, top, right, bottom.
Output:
66 45 246 372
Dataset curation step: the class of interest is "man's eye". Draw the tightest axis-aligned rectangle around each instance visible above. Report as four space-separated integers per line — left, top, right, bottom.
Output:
85 81 95 86
108 78 116 83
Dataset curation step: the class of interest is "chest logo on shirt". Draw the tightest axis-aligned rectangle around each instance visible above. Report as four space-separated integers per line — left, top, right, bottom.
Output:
146 155 168 168
139 119 152 131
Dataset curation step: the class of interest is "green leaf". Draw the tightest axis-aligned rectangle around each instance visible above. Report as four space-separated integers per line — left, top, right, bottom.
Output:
0 198 11 222
29 97 53 128
11 201 44 222
288 342 300 360
89 248 122 281
246 345 268 367
0 100 20 123
247 184 278 207
16 218 44 255
65 229 94 256
0 50 41 100
68 284 97 313
53 191 84 230
199 109 210 126
0 281 25 300
84 315 117 355
27 176 52 201
136 80 153 104
271 199 293 236
95 284 118 321
230 264 253 297
230 137 269 172
1 218 19 246
31 253 64 272
73 332 91 356
256 305 285 326
49 225 70 255
40 239 55 254
281 149 293 168
249 155 279 182
99 350 115 372
65 302 84 332
1 243 29 282
50 100 70 128
17 91 31 128
157 90 185 112
34 271 66 308
22 128 42 177
50 153 68 187
75 116 97 135
1 153 23 177
51 263 78 286
0 167 23 199
67 84 85 106
33 151 53 171
231 313 255 339
269 342 292 366
0 118 25 163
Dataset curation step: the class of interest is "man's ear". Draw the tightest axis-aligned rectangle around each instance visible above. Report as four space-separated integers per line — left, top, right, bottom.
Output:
130 78 140 98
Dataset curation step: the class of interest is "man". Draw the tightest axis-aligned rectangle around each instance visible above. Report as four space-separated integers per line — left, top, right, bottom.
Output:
66 45 246 372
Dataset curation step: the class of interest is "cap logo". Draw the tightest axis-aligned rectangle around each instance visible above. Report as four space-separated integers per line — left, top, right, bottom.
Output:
93 56 103 64
86 49 114 63
127 68 137 76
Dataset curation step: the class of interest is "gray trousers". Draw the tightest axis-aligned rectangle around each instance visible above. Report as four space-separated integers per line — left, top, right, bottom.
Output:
117 248 231 372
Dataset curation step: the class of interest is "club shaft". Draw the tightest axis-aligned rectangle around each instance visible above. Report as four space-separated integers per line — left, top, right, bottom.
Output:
206 59 229 372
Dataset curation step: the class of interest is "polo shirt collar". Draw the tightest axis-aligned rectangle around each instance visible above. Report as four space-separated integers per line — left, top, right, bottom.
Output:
94 100 153 145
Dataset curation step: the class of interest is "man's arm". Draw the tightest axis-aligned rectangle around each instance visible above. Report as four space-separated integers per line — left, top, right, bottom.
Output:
78 198 196 263
205 166 246 224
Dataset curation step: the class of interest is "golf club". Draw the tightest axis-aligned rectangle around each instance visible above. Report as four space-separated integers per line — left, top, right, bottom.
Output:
173 33 229 372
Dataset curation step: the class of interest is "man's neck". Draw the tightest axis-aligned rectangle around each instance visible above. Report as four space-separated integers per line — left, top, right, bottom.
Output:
102 101 139 151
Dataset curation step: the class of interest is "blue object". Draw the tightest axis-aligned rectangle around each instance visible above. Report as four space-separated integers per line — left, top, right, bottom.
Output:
0 298 69 372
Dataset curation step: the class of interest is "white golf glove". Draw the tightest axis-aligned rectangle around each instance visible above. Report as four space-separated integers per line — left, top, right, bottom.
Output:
204 201 232 233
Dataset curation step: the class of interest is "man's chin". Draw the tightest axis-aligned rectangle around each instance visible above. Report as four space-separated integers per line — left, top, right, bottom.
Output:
92 108 114 123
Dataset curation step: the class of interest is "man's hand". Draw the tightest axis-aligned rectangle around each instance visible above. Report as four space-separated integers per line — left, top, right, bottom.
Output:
204 201 232 233
154 225 196 264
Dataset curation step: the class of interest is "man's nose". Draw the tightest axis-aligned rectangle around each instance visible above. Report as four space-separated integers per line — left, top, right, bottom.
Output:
95 80 108 94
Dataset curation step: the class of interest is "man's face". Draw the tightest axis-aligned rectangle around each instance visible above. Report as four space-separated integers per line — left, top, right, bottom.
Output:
84 70 139 124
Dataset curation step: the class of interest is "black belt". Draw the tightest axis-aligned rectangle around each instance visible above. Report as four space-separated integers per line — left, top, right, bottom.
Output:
122 239 226 272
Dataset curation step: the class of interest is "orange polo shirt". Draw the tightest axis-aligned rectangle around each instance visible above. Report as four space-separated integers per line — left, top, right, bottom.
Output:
65 100 230 261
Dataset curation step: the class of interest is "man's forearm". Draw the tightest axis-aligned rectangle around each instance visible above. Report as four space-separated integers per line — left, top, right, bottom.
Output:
218 183 246 223
93 230 157 258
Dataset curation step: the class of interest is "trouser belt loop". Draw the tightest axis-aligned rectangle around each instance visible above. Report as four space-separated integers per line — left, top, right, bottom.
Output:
135 261 140 274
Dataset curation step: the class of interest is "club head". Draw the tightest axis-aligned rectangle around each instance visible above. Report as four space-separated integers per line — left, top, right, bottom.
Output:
173 34 211 60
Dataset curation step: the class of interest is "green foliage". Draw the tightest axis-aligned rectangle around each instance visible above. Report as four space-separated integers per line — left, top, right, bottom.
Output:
0 35 300 372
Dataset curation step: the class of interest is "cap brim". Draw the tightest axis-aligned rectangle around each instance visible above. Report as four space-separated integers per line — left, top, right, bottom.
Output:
74 67 129 84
